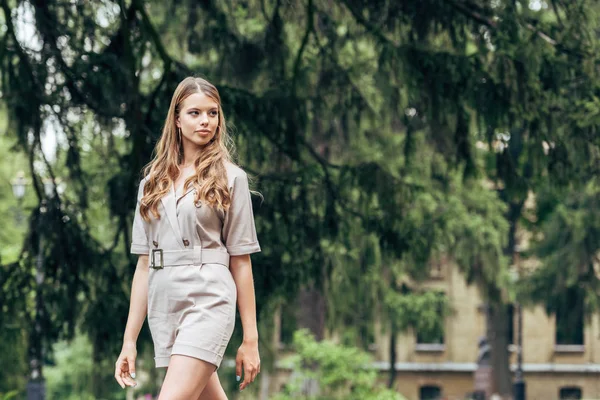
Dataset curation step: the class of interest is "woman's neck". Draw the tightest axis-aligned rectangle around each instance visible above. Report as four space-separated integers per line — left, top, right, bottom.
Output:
180 160 195 168
180 140 202 168
180 151 199 168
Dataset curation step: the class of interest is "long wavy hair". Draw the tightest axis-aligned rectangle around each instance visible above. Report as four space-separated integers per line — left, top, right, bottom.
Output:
139 77 234 221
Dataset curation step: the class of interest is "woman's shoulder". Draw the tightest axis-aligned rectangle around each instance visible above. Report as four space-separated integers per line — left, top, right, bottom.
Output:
137 174 151 189
223 160 248 187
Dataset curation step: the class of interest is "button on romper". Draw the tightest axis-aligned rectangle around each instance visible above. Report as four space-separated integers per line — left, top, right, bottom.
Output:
130 162 261 368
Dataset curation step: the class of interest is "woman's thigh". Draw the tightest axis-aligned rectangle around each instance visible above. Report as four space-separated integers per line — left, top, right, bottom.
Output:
197 372 228 400
158 355 215 400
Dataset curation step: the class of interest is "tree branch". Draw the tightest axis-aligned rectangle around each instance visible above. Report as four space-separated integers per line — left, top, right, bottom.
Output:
339 0 399 47
445 0 587 57
292 0 314 97
133 0 172 67
445 0 497 29
30 0 124 118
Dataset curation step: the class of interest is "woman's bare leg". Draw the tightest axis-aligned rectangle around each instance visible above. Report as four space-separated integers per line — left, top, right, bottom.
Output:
158 355 215 400
197 372 228 400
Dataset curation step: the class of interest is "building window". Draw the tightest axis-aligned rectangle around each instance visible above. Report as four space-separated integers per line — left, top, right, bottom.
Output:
420 385 442 400
559 386 582 400
416 292 445 351
556 288 584 346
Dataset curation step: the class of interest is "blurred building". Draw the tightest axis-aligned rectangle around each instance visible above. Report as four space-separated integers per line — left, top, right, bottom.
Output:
269 257 600 400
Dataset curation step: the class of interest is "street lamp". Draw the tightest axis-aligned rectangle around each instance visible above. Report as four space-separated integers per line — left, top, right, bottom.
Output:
514 301 525 400
11 172 64 400
511 249 526 400
11 171 26 200
43 179 54 198
11 171 27 223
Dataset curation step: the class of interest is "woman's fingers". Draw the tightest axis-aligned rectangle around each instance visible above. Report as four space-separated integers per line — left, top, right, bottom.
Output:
127 355 136 378
240 362 251 390
124 356 137 387
121 370 136 387
115 358 137 388
240 363 259 390
114 360 126 389
235 354 243 383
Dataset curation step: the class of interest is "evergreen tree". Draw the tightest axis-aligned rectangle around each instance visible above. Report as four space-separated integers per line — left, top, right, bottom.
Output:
1 1 598 398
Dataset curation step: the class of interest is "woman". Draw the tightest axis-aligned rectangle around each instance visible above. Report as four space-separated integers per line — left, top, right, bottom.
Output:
114 77 261 399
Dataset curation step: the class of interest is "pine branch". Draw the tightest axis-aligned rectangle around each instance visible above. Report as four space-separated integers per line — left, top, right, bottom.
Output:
30 0 124 118
339 0 399 47
445 0 497 29
133 0 172 67
0 0 37 81
445 0 588 57
292 0 315 97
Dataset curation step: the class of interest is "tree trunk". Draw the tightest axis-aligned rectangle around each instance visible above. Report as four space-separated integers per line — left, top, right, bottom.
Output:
487 300 512 398
295 284 326 341
91 343 103 399
486 198 525 399
388 321 397 389
295 281 326 396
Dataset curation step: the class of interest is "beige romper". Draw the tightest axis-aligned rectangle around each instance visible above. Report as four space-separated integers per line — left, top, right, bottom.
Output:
130 162 261 368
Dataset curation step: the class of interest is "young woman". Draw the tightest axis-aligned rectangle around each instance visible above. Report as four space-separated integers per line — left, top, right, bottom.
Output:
114 77 261 399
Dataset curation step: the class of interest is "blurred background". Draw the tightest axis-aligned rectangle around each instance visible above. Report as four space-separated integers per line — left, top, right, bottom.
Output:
1 1 599 399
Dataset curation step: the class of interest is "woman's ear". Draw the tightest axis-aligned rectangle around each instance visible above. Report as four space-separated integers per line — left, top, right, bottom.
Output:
175 117 180 128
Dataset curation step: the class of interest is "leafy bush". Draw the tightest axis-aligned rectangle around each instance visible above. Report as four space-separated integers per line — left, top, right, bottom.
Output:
0 391 20 400
45 334 126 400
272 329 405 400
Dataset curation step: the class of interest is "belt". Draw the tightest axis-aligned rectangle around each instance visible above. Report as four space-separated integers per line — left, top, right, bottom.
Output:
150 247 230 269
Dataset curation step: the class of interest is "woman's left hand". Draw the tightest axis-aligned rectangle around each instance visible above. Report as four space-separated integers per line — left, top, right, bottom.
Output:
235 339 260 391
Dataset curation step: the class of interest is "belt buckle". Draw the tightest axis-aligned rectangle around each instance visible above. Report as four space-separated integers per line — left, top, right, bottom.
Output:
151 249 164 270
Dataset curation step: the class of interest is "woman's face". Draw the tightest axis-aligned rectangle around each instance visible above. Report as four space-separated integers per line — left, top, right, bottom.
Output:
176 91 219 149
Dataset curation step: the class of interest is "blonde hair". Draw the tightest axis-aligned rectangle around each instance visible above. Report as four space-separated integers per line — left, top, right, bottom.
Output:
139 77 234 221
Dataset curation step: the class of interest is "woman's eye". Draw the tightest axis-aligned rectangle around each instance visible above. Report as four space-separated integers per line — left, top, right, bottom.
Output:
190 111 199 115
209 111 218 117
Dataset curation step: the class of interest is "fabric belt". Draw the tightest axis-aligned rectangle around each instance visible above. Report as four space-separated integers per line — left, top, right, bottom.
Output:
150 247 230 269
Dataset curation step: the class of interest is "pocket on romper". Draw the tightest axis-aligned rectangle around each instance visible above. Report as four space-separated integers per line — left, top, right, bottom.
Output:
147 309 174 352
147 270 168 313
200 263 236 319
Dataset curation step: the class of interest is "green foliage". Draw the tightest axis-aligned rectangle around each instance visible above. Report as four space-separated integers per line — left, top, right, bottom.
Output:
45 333 126 400
0 391 20 400
384 290 448 342
0 131 33 264
1 0 600 397
523 179 600 313
0 324 27 394
272 330 405 400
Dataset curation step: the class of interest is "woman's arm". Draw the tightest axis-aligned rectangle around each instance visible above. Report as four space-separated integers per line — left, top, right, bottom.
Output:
230 254 260 391
123 255 150 344
231 254 258 342
114 255 149 388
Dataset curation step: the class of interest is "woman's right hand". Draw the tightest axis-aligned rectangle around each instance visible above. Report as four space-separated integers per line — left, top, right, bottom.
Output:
114 342 137 389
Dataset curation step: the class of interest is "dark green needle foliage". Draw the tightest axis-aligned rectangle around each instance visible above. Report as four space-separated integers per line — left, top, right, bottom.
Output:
0 0 599 397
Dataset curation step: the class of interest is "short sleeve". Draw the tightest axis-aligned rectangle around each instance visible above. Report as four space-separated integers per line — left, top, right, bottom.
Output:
130 179 150 255
222 173 261 256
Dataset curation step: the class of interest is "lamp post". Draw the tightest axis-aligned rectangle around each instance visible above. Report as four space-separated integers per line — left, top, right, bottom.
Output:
512 249 526 400
11 173 61 400
514 302 525 400
11 171 26 223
